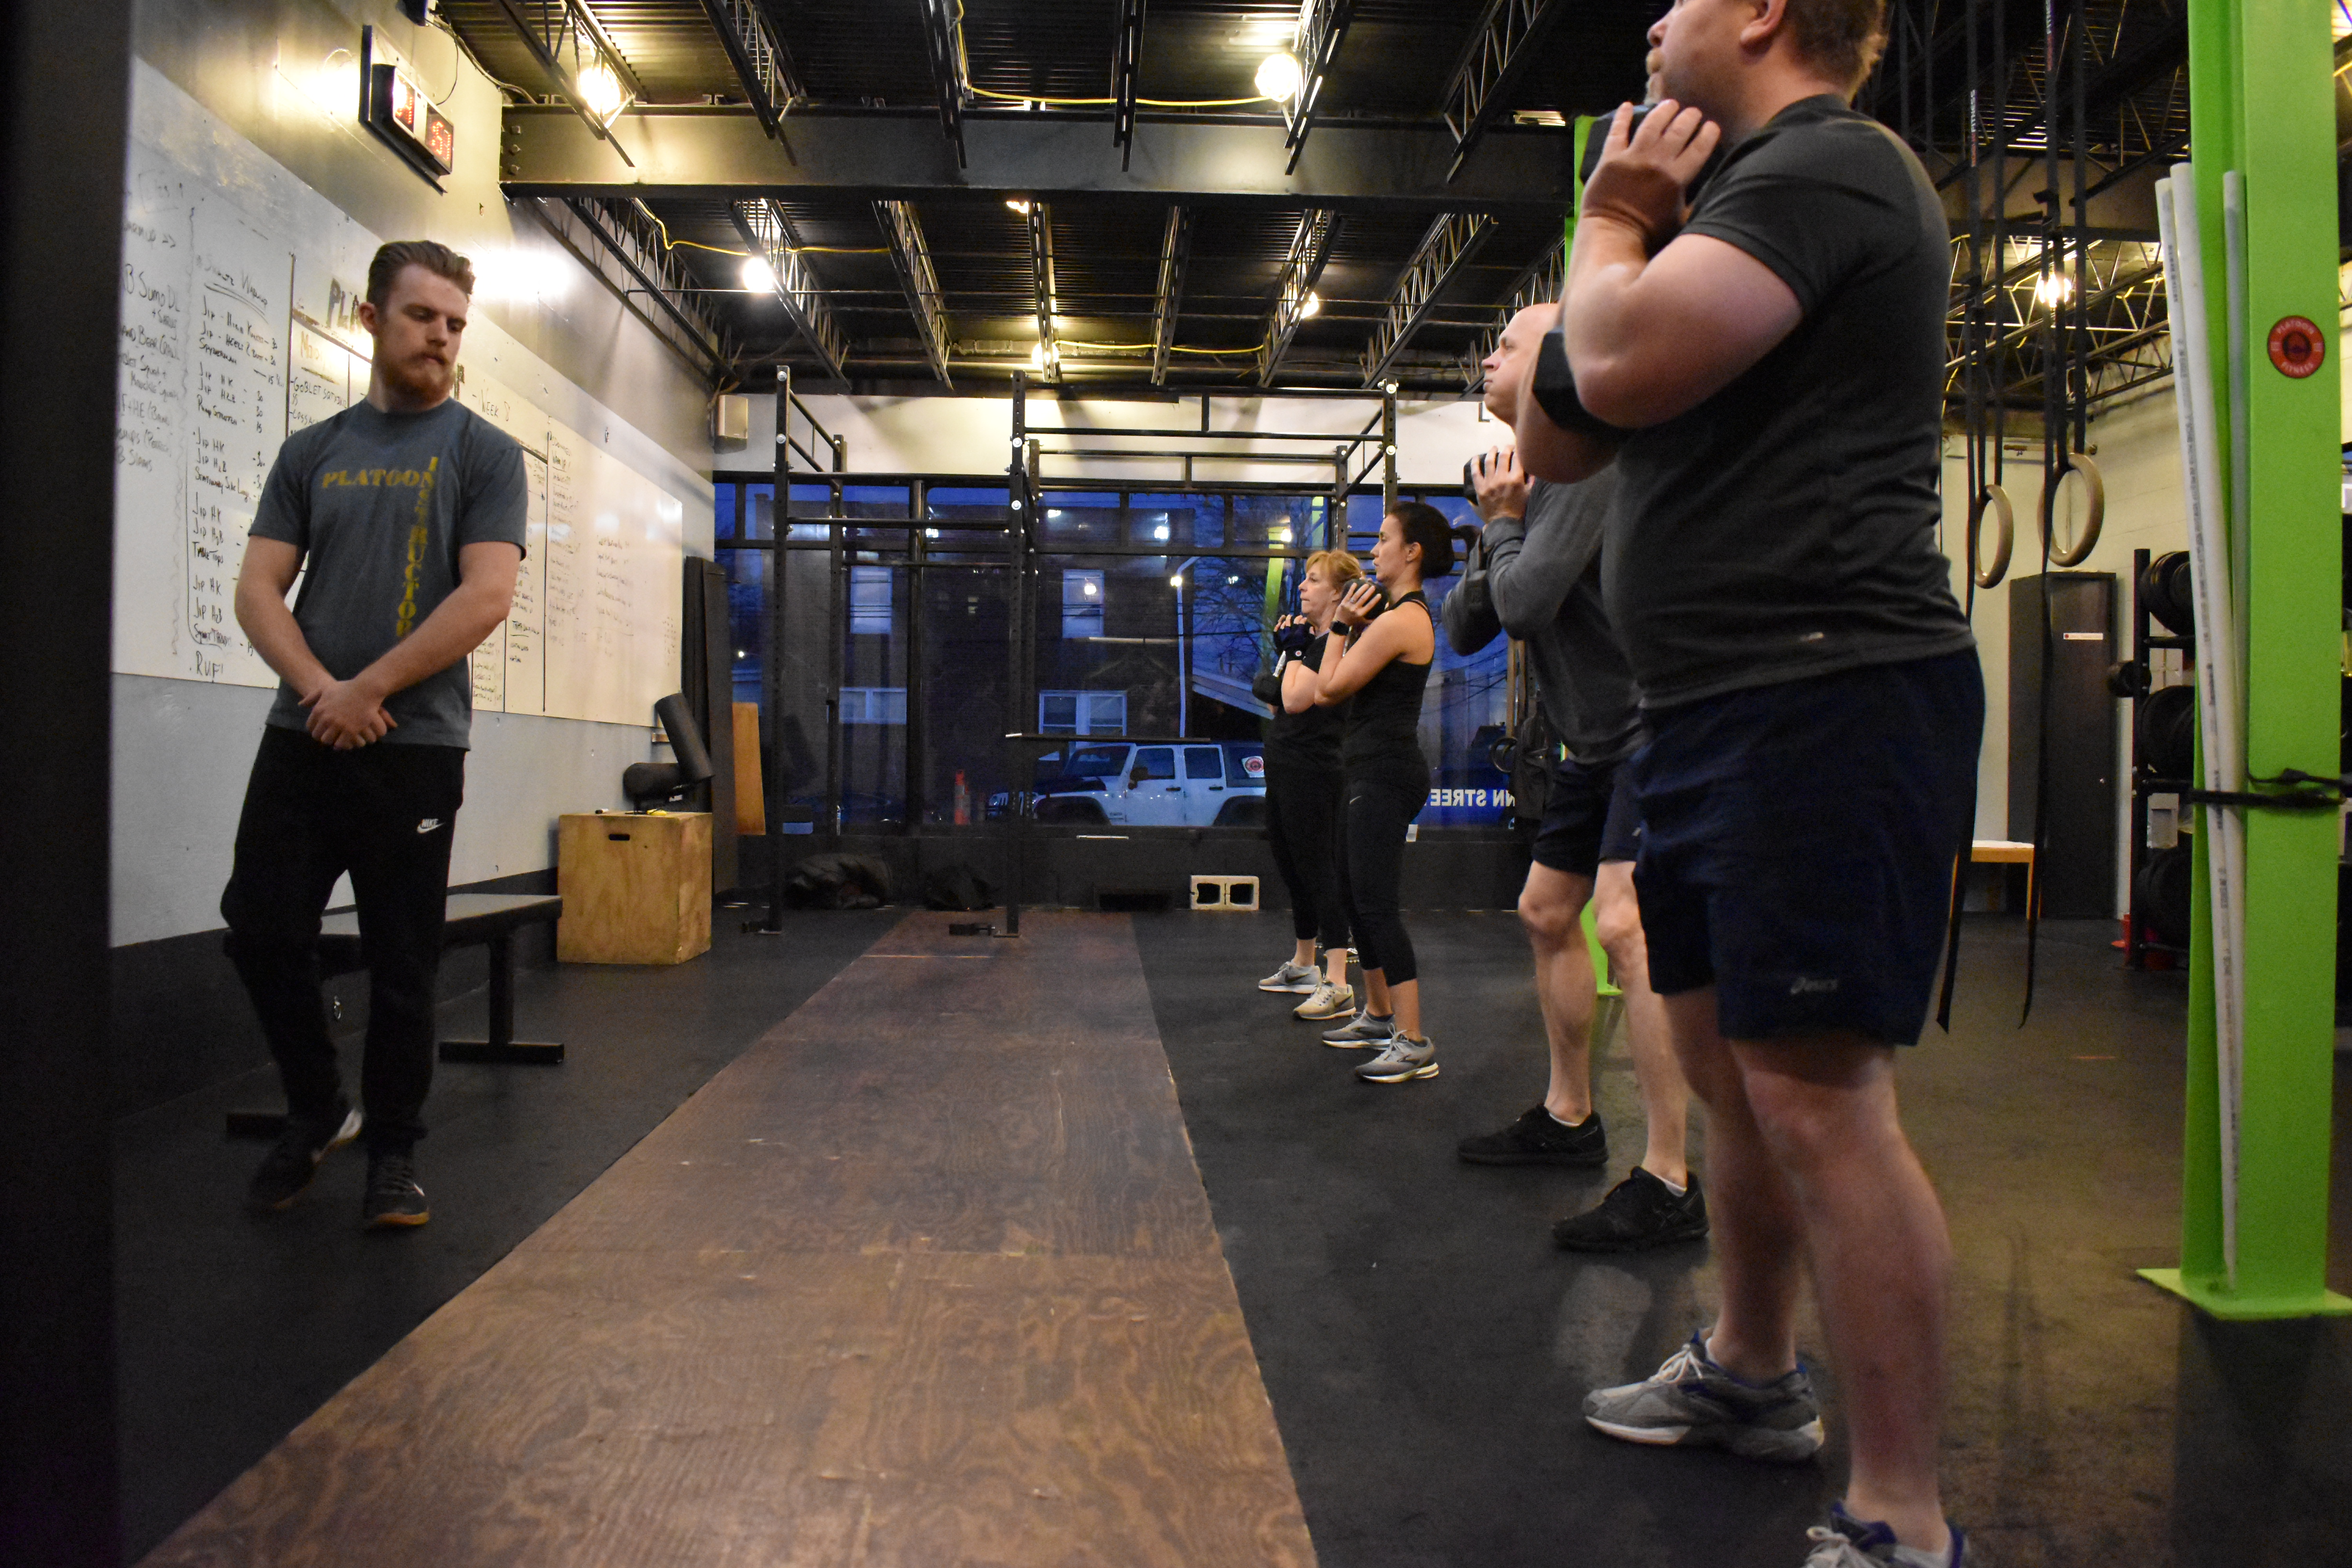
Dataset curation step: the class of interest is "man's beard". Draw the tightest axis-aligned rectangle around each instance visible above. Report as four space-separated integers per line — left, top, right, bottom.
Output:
382 351 452 402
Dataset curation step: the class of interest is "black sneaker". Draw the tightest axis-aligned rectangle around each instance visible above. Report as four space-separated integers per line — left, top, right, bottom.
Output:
246 1102 363 1212
1553 1167 1709 1251
1456 1105 1606 1167
362 1152 430 1230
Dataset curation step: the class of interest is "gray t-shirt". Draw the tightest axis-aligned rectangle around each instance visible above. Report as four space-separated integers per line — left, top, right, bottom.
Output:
1606 95 1974 708
252 399 527 750
1444 472 1645 767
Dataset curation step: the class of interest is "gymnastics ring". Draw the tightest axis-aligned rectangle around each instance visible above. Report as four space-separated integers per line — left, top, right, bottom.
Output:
2043 451 2105 568
1969 483 2014 589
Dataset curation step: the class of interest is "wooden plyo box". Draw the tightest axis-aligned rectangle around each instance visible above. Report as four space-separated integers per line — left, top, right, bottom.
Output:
557 812 712 965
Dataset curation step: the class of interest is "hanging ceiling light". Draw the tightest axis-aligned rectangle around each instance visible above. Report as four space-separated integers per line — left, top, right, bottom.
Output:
2034 270 2075 309
575 60 628 123
1299 290 1323 320
1169 573 1185 589
740 255 777 293
1005 197 1033 215
1255 50 1303 103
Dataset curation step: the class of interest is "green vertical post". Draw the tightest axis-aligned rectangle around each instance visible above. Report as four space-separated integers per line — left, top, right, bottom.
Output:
2138 0 2349 1319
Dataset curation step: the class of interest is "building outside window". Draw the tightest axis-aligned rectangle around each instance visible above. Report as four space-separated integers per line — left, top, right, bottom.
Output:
849 565 892 636
1038 689 1127 735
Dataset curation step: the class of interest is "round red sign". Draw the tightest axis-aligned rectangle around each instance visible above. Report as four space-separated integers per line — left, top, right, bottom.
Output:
2267 316 2325 379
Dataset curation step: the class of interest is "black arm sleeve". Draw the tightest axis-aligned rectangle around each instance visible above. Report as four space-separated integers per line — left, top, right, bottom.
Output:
1530 328 1627 440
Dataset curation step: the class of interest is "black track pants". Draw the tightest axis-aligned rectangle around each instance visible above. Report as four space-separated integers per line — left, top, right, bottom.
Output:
1336 758 1427 986
1265 761 1348 951
220 726 465 1153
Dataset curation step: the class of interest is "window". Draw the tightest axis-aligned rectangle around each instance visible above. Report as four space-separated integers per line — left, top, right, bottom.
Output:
1183 746 1224 783
839 686 907 724
849 565 892 636
1038 689 1127 735
1062 569 1105 641
1131 746 1176 782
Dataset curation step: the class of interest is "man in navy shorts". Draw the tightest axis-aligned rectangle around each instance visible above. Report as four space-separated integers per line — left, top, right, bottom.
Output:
1446 306 1699 1253
1514 1 1980 1563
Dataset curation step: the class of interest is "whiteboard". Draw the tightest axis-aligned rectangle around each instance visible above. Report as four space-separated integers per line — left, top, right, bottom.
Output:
113 134 682 728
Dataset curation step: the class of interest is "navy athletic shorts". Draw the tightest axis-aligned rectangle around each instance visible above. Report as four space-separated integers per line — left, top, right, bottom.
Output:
1628 650 1983 1045
1531 754 1643 877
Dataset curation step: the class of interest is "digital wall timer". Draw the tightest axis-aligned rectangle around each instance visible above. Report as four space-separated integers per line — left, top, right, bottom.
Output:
359 27 454 180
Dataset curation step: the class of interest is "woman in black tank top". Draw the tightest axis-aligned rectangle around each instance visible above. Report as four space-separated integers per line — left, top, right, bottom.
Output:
1312 502 1455 1084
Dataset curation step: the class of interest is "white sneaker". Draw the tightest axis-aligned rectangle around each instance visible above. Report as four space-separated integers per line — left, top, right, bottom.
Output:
1293 980 1355 1019
1258 959 1319 994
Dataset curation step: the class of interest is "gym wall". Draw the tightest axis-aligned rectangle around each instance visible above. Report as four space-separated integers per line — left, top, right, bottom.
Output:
112 0 720 957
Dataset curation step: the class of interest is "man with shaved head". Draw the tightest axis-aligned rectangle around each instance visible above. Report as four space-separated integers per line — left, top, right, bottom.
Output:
1444 305 1699 1255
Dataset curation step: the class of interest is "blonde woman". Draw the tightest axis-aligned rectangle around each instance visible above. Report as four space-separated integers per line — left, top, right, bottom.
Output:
1254 550 1361 1018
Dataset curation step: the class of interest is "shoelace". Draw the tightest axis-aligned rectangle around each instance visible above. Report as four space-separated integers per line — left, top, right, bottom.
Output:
1802 1526 1881 1567
1646 1340 1709 1386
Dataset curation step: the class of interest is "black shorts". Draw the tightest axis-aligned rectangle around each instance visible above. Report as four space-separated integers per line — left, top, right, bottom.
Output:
1630 650 1983 1046
1530 755 1642 877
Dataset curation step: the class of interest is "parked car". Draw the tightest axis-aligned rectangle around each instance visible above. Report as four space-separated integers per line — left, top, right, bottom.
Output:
987 740 1266 827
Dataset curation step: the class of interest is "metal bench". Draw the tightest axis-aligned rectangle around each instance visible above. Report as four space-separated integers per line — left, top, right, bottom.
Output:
225 893 565 1140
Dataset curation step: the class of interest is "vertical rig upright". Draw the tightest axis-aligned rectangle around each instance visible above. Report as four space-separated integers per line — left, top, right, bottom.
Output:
2139 0 2349 1319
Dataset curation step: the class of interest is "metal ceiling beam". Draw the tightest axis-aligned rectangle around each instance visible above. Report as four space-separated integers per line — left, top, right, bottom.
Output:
874 199 953 387
1358 211 1492 387
1111 0 1146 170
1150 205 1192 387
695 0 802 139
518 198 730 383
497 108 1575 212
730 199 849 380
1440 0 1570 180
1028 201 1059 378
489 0 646 163
1259 209 1339 385
1281 0 1357 174
913 0 968 169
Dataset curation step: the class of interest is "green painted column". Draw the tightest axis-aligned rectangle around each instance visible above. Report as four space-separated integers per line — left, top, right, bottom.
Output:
2138 0 2348 1319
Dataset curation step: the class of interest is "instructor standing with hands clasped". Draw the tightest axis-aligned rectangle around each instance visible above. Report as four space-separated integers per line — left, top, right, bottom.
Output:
1515 2 1981 1565
223 240 526 1232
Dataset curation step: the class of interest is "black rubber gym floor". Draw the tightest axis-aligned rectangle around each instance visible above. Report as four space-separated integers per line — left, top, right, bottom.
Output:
1131 910 2352 1568
114 907 2350 1567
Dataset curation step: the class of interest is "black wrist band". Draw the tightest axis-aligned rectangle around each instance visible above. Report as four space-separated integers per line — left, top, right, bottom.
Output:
1531 327 1624 439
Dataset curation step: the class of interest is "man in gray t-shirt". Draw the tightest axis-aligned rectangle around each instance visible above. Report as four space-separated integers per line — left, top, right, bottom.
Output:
221 240 525 1231
1442 307 1701 1253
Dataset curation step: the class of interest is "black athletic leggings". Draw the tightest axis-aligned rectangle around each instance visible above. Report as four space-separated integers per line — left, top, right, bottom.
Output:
220 726 465 1153
1336 758 1428 987
1265 760 1347 953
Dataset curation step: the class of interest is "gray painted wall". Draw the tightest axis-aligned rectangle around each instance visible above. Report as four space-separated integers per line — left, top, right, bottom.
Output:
116 0 717 946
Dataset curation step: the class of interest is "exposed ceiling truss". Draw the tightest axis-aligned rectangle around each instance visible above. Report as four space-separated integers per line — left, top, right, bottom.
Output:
1111 0 1146 170
517 196 733 381
731 198 848 379
1259 209 1340 385
913 0 969 168
1442 0 1570 180
1151 205 1194 388
488 0 647 159
693 0 802 138
1029 201 1060 379
1359 211 1494 388
1281 0 1357 174
875 199 953 387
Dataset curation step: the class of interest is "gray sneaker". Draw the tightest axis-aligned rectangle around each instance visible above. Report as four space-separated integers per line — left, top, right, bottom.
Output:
1320 1007 1397 1048
1258 959 1319 994
1354 1033 1439 1083
1804 1506 1965 1567
1583 1332 1824 1462
1293 980 1355 1019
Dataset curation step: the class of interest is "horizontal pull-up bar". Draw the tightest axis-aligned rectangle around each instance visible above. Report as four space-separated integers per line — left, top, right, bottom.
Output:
1021 425 1379 446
